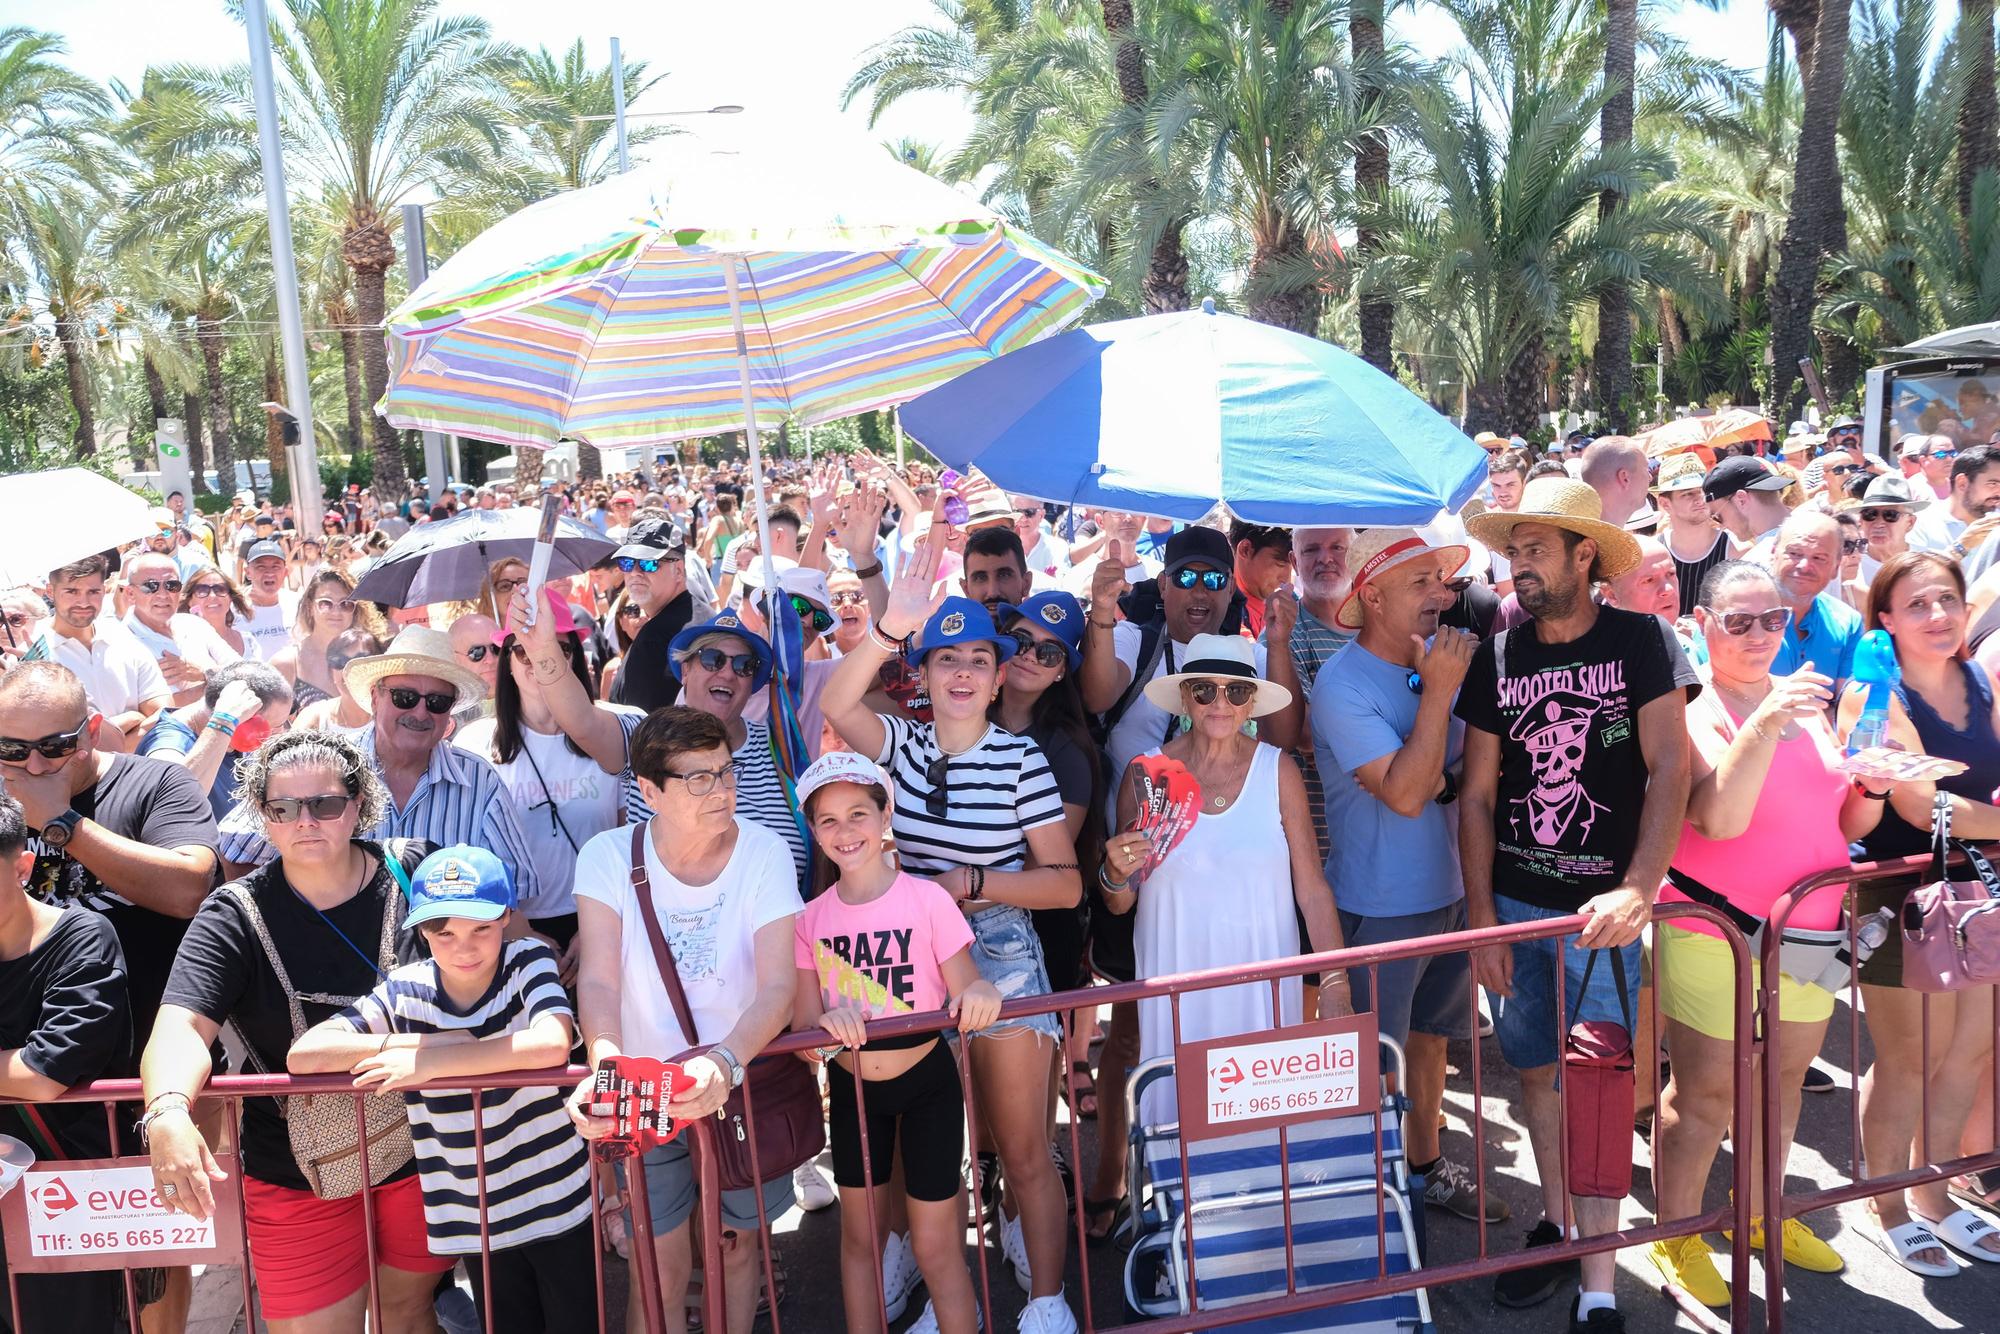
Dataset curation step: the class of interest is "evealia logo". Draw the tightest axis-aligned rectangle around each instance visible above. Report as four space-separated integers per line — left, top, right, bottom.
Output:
28 1177 77 1216
1214 1057 1244 1090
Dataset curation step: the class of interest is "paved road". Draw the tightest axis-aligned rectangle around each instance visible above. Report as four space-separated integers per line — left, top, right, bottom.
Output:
195 993 1995 1332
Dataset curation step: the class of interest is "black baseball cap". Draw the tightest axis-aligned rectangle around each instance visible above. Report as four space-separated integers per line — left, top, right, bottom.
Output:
612 516 685 561
1702 456 1792 502
1162 525 1233 578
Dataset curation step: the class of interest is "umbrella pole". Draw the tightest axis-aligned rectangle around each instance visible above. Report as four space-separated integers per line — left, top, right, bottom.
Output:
723 260 788 678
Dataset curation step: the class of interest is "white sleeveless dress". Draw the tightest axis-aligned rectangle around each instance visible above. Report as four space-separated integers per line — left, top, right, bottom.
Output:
1134 741 1302 1127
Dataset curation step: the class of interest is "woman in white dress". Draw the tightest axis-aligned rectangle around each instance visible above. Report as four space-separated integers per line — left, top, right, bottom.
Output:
1099 633 1349 1127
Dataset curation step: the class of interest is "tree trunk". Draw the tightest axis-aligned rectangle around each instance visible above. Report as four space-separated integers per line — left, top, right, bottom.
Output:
1767 0 1850 419
182 389 208 495
336 317 366 457
263 343 289 493
1596 0 1637 430
56 321 95 457
1352 0 1394 372
511 445 546 497
196 316 239 498
141 354 170 447
1247 231 1321 334
1465 381 1508 436
1101 0 1189 314
343 206 408 502
1503 332 1548 433
578 439 602 482
1961 0 2000 226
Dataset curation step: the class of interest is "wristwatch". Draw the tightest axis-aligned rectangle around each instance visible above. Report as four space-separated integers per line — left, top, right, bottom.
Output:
708 1043 746 1090
40 809 82 850
1434 772 1459 807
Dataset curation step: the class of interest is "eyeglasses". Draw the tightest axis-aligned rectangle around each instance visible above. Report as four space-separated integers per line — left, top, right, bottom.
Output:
1183 679 1258 707
658 761 739 796
1717 608 1792 636
2 612 33 631
314 597 355 614
493 576 527 595
1017 506 1043 518
1007 632 1069 668
829 590 866 607
384 686 456 715
1859 508 1910 523
261 793 355 824
134 579 183 596
691 647 760 678
0 722 87 763
1841 538 1868 555
923 753 952 817
1171 567 1230 592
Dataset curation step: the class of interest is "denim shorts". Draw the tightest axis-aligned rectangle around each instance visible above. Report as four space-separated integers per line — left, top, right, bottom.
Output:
967 904 1062 1042
1490 895 1641 1072
616 1134 795 1236
1339 900 1474 1048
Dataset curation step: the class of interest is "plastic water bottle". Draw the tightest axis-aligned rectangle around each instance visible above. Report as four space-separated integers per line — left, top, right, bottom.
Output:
1847 629 1900 755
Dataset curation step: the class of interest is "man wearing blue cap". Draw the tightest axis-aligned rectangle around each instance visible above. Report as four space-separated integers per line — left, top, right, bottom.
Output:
290 845 593 1334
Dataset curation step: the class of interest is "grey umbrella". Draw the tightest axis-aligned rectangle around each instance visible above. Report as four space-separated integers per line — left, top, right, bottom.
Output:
351 507 617 609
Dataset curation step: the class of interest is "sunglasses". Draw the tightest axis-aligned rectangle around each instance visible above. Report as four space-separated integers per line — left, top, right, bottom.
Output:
1858 508 1911 523
1443 576 1474 594
829 590 866 607
692 647 760 678
786 593 835 635
1171 567 1230 592
508 640 575 661
1841 538 1868 555
134 578 184 596
463 643 495 663
261 793 355 824
314 597 355 614
1007 632 1069 669
3 612 33 630
326 652 364 673
0 722 87 764
923 752 952 818
1932 449 1959 460
1183 679 1258 707
385 686 456 715
1407 670 1425 696
1827 464 1862 477
617 603 645 620
1717 607 1792 636
658 761 739 796
617 556 680 573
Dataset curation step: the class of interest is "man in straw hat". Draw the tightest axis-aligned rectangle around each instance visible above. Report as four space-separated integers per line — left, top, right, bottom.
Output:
215 627 541 914
1311 528 1509 1226
1459 477 1698 1328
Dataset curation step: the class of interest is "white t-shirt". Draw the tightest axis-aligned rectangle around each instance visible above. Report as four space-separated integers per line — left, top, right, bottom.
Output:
1909 505 1968 554
455 707 644 918
50 621 170 715
122 612 246 677
1103 622 1268 822
573 817 803 1055
241 593 297 657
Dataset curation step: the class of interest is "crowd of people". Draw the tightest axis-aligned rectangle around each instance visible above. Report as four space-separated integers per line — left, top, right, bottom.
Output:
1 422 1998 1334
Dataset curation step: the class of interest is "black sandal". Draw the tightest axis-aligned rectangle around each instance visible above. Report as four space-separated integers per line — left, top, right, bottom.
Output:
1083 1194 1129 1248
1068 1060 1099 1120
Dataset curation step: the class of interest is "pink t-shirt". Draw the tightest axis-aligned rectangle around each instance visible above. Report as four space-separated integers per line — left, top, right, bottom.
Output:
794 872 976 1018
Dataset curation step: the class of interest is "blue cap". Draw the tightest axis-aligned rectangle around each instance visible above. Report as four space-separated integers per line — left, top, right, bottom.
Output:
667 612 774 691
996 591 1084 670
405 845 513 928
915 597 1017 666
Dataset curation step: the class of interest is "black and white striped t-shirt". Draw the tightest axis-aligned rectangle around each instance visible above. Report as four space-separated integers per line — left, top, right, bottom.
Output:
334 938 590 1254
624 719 809 890
874 716 1068 876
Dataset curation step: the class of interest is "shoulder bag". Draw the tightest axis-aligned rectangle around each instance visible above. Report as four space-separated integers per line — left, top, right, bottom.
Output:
1902 794 2000 992
228 840 419 1199
625 823 823 1192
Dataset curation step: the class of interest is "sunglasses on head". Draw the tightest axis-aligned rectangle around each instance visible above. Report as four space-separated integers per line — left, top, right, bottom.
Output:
1172 567 1230 592
261 793 354 824
1717 607 1791 636
692 647 760 678
1859 508 1910 523
1007 632 1069 668
385 686 456 714
1183 678 1258 707
0 722 87 764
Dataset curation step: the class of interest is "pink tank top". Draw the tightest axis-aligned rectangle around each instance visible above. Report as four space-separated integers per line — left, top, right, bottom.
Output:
1656 696 1848 938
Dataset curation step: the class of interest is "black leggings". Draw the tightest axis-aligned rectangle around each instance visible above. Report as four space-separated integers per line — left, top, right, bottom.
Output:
462 1219 598 1334
826 1040 966 1201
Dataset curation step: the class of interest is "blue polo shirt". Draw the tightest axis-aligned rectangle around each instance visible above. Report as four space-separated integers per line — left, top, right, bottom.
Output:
1770 593 1862 688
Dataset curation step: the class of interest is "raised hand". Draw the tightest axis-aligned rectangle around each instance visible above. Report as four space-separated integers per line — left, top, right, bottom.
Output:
878 499 951 639
1092 537 1132 615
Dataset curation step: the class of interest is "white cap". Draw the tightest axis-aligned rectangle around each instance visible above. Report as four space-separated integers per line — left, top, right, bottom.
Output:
795 751 893 811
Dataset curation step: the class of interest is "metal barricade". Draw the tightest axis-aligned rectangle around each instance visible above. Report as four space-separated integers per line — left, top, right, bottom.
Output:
1759 848 2000 1334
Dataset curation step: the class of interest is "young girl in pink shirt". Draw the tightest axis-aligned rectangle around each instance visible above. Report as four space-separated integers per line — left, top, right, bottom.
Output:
792 752 1000 1334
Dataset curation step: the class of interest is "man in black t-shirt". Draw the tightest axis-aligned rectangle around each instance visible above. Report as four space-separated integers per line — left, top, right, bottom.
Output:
1460 479 1695 1334
0 793 131 1331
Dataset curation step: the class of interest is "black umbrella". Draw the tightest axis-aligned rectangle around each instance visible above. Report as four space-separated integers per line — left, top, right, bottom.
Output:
351 508 617 608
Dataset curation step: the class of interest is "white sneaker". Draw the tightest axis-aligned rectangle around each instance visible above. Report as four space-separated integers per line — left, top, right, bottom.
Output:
1016 1292 1078 1334
999 1210 1031 1293
882 1229 923 1322
909 1297 982 1333
793 1158 837 1212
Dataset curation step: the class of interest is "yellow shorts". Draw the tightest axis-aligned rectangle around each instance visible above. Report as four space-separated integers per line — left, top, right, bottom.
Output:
1653 922 1835 1042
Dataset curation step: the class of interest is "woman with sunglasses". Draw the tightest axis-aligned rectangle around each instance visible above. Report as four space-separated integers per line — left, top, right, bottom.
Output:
292 630 383 739
461 589 645 972
143 730 449 1332
1097 633 1346 1135
1832 512 1869 611
177 570 264 663
1838 552 2000 1275
823 534 1085 1330
597 591 647 703
275 571 384 718
1647 562 1886 1305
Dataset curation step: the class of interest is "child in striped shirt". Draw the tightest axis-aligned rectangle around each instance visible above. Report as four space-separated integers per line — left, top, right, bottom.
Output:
290 844 593 1334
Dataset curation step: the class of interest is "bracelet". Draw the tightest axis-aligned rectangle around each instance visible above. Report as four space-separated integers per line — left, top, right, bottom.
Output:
965 866 986 902
1088 618 1116 631
1043 861 1079 871
1098 864 1133 893
1852 778 1891 801
852 560 883 580
867 624 909 655
206 713 240 735
145 1091 192 1114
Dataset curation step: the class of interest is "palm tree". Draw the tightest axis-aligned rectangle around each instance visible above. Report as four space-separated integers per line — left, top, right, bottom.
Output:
1766 0 1853 416
1597 0 1638 429
1351 0 1394 370
0 28 110 240
1824 169 2000 347
15 189 114 455
1098 0 1190 314
1960 0 1999 225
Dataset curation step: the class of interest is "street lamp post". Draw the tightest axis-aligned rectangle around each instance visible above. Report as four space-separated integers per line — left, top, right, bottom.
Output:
401 204 452 496
610 37 630 174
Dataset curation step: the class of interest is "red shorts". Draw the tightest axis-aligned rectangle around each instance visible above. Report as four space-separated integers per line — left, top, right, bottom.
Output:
244 1173 455 1320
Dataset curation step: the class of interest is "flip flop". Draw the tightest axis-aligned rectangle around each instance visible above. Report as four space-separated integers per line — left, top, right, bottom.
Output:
1867 1217 1959 1278
1068 1060 1099 1119
1083 1194 1129 1248
1913 1208 2000 1264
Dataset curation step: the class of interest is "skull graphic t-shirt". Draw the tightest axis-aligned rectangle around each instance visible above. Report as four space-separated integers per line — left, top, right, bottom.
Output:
1457 607 1697 910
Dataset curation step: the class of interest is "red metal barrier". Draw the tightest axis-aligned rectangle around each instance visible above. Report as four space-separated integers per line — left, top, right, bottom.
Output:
1759 848 2000 1334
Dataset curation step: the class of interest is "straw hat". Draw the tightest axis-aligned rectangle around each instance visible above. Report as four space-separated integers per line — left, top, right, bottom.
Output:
343 625 488 714
1333 529 1470 630
1141 633 1292 718
1653 452 1706 493
1464 477 1642 578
